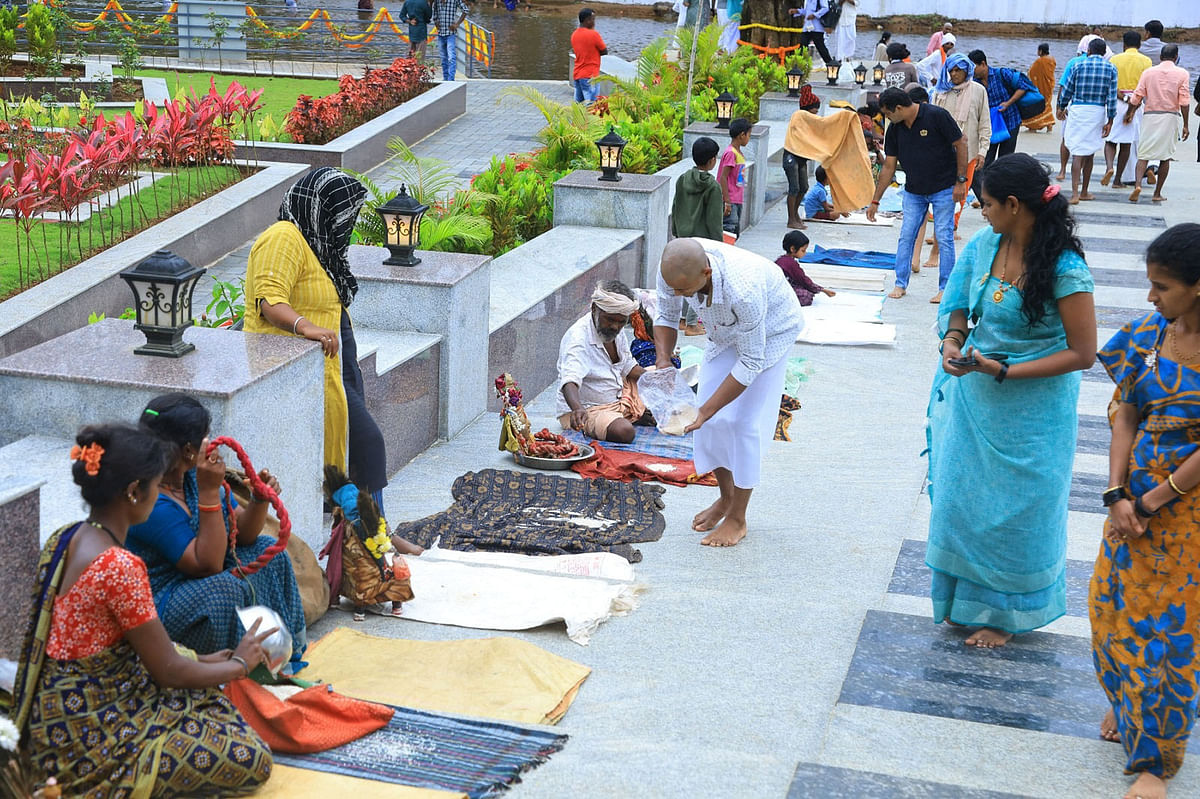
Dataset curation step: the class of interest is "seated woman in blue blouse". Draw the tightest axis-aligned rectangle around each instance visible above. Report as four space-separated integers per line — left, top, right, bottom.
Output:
128 393 307 666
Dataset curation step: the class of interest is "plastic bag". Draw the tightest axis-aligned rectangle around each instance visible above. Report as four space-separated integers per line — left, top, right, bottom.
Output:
638 367 699 436
236 605 293 676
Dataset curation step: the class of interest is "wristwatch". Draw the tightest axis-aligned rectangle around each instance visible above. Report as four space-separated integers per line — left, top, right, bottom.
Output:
1102 486 1130 507
956 175 968 183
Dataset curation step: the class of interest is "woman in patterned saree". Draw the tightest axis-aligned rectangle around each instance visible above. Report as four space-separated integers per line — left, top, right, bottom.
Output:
130 392 308 666
13 423 275 797
927 153 1096 648
1092 223 1200 799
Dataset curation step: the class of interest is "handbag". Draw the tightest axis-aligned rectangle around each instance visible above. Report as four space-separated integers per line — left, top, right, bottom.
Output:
819 0 841 29
1001 68 1047 120
989 105 1011 144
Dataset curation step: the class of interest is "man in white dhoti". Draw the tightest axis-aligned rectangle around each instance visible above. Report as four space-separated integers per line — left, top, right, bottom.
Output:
1057 37 1118 204
1126 44 1190 203
652 239 805 547
1101 31 1151 189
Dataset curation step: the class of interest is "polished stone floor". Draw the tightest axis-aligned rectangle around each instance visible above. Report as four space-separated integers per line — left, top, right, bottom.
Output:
302 112 1200 796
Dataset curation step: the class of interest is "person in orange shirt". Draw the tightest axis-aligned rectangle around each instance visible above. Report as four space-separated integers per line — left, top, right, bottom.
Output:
571 8 607 104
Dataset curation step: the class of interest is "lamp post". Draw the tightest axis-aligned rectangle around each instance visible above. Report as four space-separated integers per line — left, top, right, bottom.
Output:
714 91 737 129
119 250 205 358
786 67 804 97
375 185 429 267
872 62 885 85
825 62 840 86
853 62 868 87
595 126 627 182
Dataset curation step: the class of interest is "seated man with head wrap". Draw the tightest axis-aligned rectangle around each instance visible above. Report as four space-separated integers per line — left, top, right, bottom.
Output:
557 281 651 443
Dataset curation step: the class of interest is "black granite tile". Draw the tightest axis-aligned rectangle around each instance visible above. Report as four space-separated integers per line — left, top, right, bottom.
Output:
1087 266 1151 287
1070 472 1108 514
1076 414 1112 456
1073 211 1167 230
1082 364 1110 383
1082 238 1153 256
838 610 1105 738
1073 192 1155 205
1096 305 1150 329
787 763 1026 799
887 539 1093 618
0 487 39 659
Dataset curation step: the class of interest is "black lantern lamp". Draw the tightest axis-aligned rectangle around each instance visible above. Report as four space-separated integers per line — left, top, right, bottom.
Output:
853 62 868 87
786 67 804 97
825 62 840 86
375 185 428 267
595 126 627 182
714 91 737 129
119 250 204 358
872 62 885 85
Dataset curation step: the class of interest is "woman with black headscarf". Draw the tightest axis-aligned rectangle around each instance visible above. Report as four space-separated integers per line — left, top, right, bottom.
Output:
244 167 389 509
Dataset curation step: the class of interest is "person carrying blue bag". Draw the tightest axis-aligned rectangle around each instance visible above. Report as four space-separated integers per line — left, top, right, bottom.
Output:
968 49 1043 202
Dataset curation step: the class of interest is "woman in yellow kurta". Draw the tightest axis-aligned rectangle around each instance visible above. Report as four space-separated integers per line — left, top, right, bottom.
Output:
244 168 389 508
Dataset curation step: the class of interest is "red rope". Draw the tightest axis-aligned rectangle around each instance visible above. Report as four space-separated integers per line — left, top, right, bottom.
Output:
206 436 291 578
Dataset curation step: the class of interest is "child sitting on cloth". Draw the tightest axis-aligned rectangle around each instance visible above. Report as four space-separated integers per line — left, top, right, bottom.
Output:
776 230 835 307
803 166 849 221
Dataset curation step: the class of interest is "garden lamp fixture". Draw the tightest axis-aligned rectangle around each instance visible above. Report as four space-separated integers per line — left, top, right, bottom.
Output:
119 250 205 358
872 62 885 85
853 62 868 87
714 91 737 129
786 67 805 97
595 126 628 182
375 185 428 267
825 62 840 86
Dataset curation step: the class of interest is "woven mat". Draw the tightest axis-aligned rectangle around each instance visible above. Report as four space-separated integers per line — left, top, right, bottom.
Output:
392 469 666 563
562 426 694 459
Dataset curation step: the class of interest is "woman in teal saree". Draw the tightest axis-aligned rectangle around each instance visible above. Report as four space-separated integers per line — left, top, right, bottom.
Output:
926 154 1096 647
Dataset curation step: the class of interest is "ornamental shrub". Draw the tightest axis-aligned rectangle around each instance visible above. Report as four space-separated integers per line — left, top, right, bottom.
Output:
284 58 433 144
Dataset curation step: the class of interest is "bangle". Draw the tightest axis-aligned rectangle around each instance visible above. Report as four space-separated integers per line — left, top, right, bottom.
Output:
291 315 305 335
944 327 968 340
1168 474 1187 495
198 503 222 513
869 200 879 206
994 362 1009 383
1134 495 1157 518
229 654 250 677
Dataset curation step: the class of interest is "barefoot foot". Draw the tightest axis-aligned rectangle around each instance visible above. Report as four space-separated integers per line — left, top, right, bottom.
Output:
1124 772 1167 799
1101 168 1114 186
692 498 729 532
964 627 1013 648
1055 172 1066 181
1080 193 1096 201
888 287 907 299
929 291 943 304
942 616 965 627
1100 708 1121 742
787 220 807 230
701 517 747 547
922 259 938 269
1129 187 1142 203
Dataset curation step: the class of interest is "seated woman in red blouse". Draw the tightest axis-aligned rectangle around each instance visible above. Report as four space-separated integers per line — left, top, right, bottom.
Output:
776 230 837 306
12 423 276 797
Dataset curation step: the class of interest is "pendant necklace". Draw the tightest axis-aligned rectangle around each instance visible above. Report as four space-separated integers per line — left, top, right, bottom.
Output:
85 519 121 546
1169 321 1200 366
993 239 1015 303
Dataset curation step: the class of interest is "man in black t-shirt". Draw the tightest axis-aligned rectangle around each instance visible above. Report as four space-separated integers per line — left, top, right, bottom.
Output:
866 87 969 302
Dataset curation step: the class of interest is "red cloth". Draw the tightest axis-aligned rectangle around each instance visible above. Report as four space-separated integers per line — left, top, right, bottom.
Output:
571 27 605 79
571 441 717 487
46 547 157 660
224 679 394 754
318 519 346 608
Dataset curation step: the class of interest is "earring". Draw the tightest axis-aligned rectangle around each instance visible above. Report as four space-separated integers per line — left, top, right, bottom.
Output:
128 494 138 505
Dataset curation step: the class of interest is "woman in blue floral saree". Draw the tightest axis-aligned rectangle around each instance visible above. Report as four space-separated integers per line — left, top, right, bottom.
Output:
1092 223 1200 799
927 154 1096 648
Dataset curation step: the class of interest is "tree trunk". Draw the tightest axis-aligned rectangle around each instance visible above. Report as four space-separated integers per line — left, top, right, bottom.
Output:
740 0 804 50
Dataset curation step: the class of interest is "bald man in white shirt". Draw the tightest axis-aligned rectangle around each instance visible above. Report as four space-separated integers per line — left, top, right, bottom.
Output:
653 238 805 547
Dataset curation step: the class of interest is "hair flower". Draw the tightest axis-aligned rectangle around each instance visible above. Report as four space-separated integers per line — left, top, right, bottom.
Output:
69 442 105 476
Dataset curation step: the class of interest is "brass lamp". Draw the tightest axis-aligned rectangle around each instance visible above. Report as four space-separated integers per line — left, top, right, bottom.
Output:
375 185 428 267
825 62 840 86
786 67 805 97
872 62 885 85
714 91 737 129
595 126 627 182
119 250 205 358
853 62 868 87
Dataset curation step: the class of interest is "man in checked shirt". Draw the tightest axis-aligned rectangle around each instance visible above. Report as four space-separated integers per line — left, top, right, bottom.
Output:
1058 37 1119 204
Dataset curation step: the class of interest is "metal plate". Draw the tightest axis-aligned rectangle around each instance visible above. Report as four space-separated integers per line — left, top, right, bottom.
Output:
513 443 595 470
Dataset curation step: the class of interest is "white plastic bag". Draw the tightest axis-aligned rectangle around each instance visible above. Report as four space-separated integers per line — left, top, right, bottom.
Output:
638 367 698 436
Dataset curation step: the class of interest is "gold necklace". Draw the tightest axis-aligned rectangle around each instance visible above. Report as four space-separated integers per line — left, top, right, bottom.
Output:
1169 322 1200 365
993 239 1015 303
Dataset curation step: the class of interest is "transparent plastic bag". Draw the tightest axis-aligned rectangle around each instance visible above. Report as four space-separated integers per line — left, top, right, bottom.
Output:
236 605 293 676
638 367 698 436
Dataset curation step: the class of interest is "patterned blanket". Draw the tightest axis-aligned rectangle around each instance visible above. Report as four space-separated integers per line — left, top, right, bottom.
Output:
562 427 694 460
391 469 666 563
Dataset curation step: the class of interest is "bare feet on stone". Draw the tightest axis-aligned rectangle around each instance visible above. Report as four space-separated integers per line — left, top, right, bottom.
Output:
787 220 807 230
1080 193 1096 201
692 498 729 532
1124 772 1167 799
964 627 1013 648
1100 708 1121 742
701 517 747 547
888 287 906 299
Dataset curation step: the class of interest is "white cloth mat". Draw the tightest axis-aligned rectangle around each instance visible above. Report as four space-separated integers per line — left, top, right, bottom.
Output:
805 291 886 324
797 319 897 346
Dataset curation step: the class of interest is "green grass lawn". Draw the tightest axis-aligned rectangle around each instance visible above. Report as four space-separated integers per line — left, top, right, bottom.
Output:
137 69 340 139
0 165 245 299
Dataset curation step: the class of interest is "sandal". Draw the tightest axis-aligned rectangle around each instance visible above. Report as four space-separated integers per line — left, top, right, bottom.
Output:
391 603 404 617
353 610 366 622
